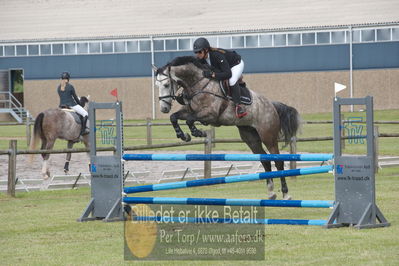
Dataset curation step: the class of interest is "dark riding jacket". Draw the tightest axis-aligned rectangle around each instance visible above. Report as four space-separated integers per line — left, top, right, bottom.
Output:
57 83 80 108
200 48 241 80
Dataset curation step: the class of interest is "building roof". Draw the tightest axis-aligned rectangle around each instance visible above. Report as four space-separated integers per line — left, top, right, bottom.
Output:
1 0 399 42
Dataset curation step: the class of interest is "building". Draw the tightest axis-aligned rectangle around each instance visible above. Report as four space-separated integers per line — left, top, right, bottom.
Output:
1 0 398 120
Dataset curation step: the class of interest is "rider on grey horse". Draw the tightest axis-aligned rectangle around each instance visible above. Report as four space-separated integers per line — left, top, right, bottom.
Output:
193 37 247 118
57 72 89 135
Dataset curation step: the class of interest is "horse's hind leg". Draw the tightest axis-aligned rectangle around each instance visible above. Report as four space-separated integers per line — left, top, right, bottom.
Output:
40 139 50 179
64 141 73 174
237 126 276 200
41 139 55 180
265 141 291 200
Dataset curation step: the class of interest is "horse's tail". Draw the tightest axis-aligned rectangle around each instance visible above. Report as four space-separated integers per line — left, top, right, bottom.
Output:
29 112 44 162
272 101 301 146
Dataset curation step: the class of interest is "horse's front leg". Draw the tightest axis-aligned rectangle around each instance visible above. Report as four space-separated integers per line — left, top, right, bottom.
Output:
64 141 74 174
186 114 207 138
170 110 191 142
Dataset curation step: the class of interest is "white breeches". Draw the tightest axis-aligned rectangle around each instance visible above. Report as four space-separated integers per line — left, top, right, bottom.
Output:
71 105 89 127
229 60 244 86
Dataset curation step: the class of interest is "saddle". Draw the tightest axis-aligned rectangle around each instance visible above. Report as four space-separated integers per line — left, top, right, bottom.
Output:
219 77 252 105
60 107 84 125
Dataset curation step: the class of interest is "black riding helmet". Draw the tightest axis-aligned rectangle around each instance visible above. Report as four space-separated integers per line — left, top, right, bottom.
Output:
61 72 70 80
193 37 210 53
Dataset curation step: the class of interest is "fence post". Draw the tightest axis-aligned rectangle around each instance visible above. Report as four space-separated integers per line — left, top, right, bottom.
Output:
204 129 213 178
26 118 31 147
211 126 216 148
146 117 152 145
8 140 17 197
289 137 297 179
374 126 379 173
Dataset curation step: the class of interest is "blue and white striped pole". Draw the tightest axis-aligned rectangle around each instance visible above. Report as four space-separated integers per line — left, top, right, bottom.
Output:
124 165 333 194
123 197 334 208
133 216 327 226
123 153 333 161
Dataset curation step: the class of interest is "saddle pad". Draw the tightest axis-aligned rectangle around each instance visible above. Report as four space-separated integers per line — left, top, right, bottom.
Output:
61 108 82 124
219 81 252 105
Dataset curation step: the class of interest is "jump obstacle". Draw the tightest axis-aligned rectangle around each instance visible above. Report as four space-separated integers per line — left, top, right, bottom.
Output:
78 97 390 229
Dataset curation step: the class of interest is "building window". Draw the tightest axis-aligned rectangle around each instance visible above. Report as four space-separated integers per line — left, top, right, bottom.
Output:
165 39 177 50
245 35 258 47
274 34 286 46
331 31 345 43
139 40 151 51
5 46 15 56
206 36 217 47
16 45 27 56
89 42 101 53
218 36 231 48
393 28 399 40
40 44 51 55
302 33 315 45
65 43 76 54
28 45 39 55
114 41 126 53
287 33 300 45
259 34 272 47
77 43 88 54
317 32 330 44
154 40 164 51
361 29 375 42
127 41 139 52
352 30 361 42
52 44 63 55
232 36 244 48
178 39 190 50
101 42 113 53
376 28 391 41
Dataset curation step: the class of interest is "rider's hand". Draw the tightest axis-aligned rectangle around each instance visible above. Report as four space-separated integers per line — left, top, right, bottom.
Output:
203 70 213 79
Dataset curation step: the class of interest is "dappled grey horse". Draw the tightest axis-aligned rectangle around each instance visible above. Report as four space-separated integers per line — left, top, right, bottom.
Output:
30 97 90 179
154 56 300 200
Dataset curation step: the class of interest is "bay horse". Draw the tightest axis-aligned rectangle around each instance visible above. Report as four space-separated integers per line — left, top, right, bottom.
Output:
29 97 90 179
153 56 300 200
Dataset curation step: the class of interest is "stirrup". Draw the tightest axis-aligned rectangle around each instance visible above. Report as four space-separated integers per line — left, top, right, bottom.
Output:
235 105 247 118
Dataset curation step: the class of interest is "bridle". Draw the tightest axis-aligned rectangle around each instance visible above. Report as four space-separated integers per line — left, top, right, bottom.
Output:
157 65 228 106
157 66 179 107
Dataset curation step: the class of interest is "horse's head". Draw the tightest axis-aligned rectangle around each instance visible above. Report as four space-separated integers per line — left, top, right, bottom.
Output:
153 65 178 113
80 96 90 110
153 57 208 113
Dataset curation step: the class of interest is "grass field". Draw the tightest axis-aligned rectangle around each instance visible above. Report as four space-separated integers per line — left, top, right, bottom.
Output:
1 167 398 265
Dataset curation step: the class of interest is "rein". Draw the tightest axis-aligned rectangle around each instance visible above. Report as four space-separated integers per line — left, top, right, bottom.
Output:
158 65 228 106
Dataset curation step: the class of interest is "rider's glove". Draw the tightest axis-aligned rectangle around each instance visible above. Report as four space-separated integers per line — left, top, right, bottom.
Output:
203 70 213 79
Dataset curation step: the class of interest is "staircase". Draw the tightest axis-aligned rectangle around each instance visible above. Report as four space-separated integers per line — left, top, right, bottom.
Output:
0 91 33 123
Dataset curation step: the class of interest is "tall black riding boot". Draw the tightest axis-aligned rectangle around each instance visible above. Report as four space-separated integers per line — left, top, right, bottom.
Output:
230 83 247 118
80 116 89 135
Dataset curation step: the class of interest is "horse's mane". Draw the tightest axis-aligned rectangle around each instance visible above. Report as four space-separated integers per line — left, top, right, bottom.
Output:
157 56 209 75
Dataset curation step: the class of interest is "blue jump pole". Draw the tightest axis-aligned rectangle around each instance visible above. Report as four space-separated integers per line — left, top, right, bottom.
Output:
133 216 327 226
123 197 334 208
124 165 333 194
123 153 333 161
